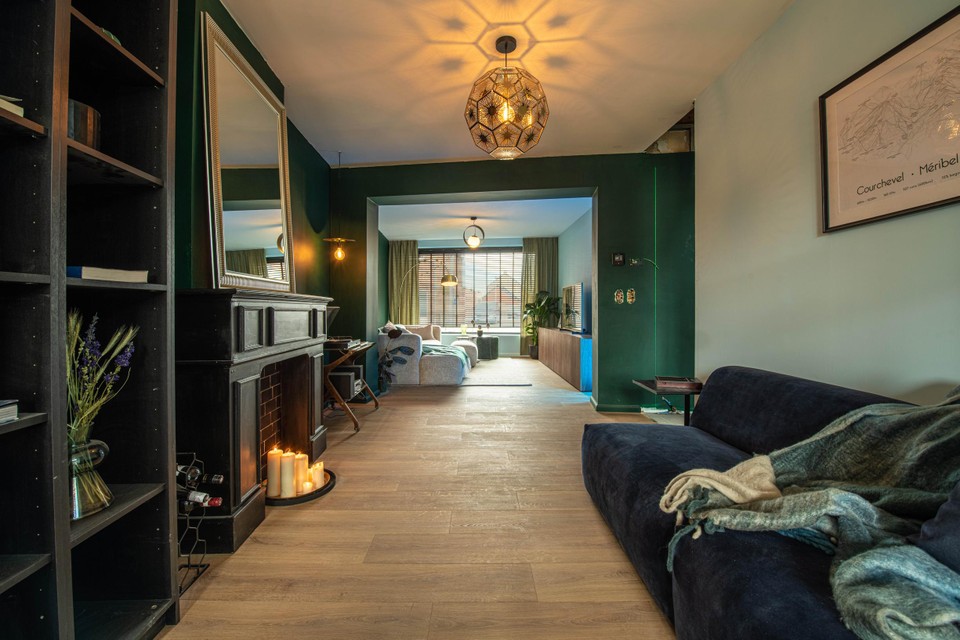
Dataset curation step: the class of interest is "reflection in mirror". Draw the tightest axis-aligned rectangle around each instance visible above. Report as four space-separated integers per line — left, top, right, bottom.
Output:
204 13 294 291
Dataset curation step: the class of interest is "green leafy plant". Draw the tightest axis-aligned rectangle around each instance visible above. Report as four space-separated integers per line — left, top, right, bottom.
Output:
522 290 561 347
66 311 138 446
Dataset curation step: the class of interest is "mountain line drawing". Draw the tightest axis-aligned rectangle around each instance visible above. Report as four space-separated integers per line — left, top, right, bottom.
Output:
837 34 960 162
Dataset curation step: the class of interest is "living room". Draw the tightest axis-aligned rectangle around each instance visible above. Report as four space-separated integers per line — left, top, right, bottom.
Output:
1 0 958 638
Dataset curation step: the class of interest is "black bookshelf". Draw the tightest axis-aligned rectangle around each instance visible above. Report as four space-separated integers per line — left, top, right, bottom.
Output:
0 0 178 637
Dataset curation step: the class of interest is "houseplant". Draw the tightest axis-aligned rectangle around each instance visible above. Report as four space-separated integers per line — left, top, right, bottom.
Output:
66 311 138 519
522 290 560 359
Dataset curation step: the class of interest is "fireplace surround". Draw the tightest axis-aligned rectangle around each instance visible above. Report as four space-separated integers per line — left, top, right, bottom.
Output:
176 289 332 551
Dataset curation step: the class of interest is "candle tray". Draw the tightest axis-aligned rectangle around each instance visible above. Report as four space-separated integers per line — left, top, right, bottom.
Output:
264 469 336 506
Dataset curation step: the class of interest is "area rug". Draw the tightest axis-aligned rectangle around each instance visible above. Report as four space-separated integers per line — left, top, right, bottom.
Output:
461 357 533 387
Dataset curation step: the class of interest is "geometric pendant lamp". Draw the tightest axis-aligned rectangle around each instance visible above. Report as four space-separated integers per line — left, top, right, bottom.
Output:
464 35 549 160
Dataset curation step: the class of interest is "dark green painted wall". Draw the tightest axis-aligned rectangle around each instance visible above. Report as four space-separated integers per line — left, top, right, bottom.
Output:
331 153 694 410
221 168 281 201
174 0 330 296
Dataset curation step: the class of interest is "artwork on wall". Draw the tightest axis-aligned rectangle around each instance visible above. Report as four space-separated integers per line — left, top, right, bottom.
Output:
819 7 960 232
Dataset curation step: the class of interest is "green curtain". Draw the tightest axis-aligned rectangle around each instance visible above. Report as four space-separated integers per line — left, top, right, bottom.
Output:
520 237 559 354
225 249 268 277
388 240 419 324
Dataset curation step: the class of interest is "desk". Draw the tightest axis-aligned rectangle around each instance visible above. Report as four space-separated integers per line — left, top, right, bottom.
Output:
324 341 380 431
632 378 702 426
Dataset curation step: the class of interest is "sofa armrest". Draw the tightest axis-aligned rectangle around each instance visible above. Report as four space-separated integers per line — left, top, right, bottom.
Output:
377 332 422 356
377 333 423 385
691 366 909 454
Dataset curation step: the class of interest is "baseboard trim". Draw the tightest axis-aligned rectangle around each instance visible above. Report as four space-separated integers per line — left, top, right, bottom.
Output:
592 403 643 413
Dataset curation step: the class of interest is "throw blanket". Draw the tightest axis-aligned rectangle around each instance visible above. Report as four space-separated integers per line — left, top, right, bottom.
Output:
659 392 960 640
422 343 470 371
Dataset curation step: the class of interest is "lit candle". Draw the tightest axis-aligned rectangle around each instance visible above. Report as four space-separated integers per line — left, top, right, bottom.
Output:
312 461 325 487
294 452 309 495
280 451 296 498
266 447 283 498
302 480 314 494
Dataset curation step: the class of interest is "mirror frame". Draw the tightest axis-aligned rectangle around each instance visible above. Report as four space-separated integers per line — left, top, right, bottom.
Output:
202 13 295 292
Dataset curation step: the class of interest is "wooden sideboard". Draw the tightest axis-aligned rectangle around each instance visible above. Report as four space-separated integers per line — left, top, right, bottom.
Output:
175 289 332 551
538 328 593 391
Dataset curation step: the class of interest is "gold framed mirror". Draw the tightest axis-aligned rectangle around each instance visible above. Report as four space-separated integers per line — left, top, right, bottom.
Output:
203 13 295 292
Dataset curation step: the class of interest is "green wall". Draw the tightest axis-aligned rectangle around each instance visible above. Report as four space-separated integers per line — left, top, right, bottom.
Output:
331 153 694 410
174 0 330 296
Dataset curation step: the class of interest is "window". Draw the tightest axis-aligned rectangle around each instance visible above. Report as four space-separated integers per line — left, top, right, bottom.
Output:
266 256 286 281
418 248 524 328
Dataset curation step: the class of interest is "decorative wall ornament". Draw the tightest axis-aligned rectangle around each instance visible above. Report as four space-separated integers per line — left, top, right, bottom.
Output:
614 289 624 304
626 288 636 304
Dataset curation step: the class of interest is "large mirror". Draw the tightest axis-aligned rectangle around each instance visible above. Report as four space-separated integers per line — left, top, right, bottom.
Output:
203 13 294 291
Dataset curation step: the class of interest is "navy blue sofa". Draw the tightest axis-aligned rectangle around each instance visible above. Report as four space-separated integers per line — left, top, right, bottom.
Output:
581 366 905 639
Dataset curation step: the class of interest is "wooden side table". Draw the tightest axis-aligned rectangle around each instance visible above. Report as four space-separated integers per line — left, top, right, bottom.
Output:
632 378 702 426
324 341 380 431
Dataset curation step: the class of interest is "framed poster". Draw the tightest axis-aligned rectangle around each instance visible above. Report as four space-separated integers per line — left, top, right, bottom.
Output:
819 7 960 232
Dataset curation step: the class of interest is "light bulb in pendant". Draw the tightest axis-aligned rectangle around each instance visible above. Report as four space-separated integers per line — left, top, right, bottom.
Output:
499 100 514 123
466 234 481 249
334 245 346 261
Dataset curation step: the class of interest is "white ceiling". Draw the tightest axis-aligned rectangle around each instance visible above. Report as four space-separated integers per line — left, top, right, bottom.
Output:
219 0 793 167
379 197 593 241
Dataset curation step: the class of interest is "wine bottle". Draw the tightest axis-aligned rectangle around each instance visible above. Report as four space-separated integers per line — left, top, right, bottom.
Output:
176 464 201 483
177 487 223 508
198 473 224 485
179 499 196 515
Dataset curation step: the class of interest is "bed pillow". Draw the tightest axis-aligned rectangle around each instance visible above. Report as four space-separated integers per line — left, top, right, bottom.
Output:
406 325 435 341
912 481 960 574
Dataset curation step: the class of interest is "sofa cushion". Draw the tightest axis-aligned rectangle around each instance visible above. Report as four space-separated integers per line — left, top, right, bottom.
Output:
911 481 960 574
581 423 749 620
671 530 856 640
692 366 904 454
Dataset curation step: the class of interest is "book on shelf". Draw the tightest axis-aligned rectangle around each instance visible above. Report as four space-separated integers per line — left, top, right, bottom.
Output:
653 375 703 391
0 399 18 425
67 265 149 283
0 95 24 118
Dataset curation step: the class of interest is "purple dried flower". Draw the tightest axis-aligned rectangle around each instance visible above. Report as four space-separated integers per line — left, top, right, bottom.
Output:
115 343 135 368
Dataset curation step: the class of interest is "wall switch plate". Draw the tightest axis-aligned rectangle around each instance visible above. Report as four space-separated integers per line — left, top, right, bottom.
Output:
611 252 625 266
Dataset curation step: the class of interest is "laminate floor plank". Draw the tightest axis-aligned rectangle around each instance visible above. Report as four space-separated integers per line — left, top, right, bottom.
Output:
160 358 674 639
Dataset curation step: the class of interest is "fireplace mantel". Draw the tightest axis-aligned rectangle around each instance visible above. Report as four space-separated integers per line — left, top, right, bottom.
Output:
176 289 332 551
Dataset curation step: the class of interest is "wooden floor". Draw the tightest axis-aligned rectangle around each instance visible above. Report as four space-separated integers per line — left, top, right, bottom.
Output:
161 358 675 639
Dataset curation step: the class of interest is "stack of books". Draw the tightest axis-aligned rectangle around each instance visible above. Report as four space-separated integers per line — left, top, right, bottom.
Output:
653 376 703 392
0 400 18 425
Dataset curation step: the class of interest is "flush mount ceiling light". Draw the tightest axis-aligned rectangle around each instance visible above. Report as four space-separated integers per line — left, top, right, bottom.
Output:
463 217 485 249
465 35 549 160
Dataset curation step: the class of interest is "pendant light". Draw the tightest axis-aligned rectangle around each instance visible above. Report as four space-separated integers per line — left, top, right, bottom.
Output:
463 217 484 249
464 35 549 160
324 151 355 261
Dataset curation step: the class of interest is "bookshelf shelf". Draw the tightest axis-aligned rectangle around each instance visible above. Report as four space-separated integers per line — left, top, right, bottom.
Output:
74 599 174 640
0 109 46 138
67 278 166 292
0 554 51 595
66 139 162 187
0 272 51 285
69 8 164 87
70 484 164 548
0 412 47 438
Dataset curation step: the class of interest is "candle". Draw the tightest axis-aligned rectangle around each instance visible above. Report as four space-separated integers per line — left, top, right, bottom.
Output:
302 480 314 494
294 452 309 495
312 461 325 487
280 451 296 498
266 447 283 498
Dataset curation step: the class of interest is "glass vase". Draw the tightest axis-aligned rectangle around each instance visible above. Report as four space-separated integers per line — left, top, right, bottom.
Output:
70 439 113 520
